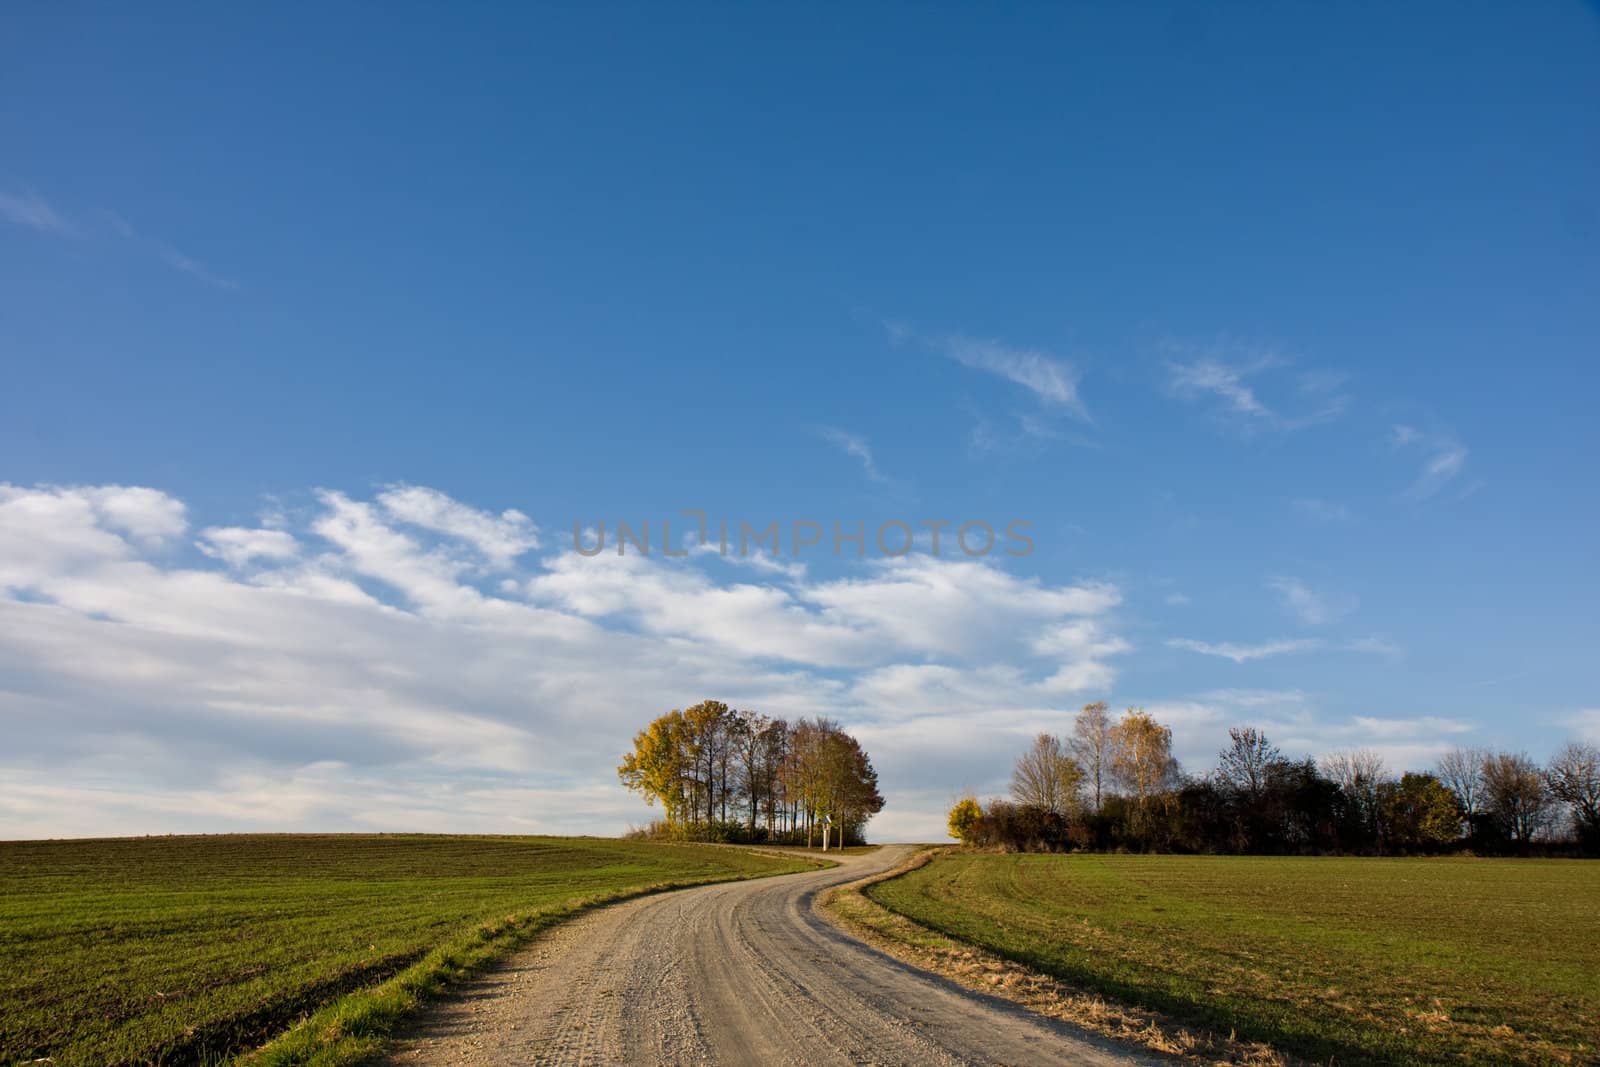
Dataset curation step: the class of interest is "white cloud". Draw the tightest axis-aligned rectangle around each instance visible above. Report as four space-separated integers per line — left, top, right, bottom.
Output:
198 527 300 567
1123 690 1479 780
1166 637 1323 663
1168 634 1398 664
805 558 1120 660
817 427 888 483
1165 345 1348 431
154 242 238 291
1390 424 1468 497
84 486 188 542
1346 636 1404 659
1559 709 1600 743
378 484 540 565
311 490 484 612
1267 575 1355 626
2 190 236 289
1198 687 1310 709
0 189 73 235
691 541 808 581
0 483 1130 839
0 485 187 592
526 551 1124 671
942 336 1089 421
1168 358 1270 418
1291 498 1352 523
1347 715 1472 739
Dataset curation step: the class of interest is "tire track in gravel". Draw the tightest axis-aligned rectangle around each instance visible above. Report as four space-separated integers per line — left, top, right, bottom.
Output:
382 845 1159 1066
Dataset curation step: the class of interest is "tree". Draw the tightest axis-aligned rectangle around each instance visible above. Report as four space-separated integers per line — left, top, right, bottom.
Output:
1481 751 1551 845
1263 757 1342 853
681 700 735 827
618 709 691 828
1011 733 1083 815
1321 748 1388 845
1435 746 1486 832
785 718 829 846
757 716 790 834
732 712 767 833
620 705 881 845
1211 727 1292 853
1216 726 1282 801
1071 701 1113 814
948 796 982 844
1110 709 1178 838
1546 741 1600 849
1378 773 1463 852
817 727 885 843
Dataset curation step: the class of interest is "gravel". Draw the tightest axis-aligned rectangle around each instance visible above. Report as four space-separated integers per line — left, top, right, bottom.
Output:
382 844 1154 1066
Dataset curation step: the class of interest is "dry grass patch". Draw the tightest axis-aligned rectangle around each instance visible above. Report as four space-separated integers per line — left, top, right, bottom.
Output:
820 848 1283 1066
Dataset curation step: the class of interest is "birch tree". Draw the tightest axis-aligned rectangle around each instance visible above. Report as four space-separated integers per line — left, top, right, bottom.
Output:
1011 733 1083 815
1071 701 1113 814
1110 709 1178 833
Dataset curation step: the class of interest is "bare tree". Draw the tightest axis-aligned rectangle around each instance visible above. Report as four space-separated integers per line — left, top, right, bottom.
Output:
1435 746 1486 828
1011 733 1083 815
1481 751 1551 844
1321 748 1387 800
1545 741 1599 843
1071 701 1113 814
1216 726 1282 800
1321 748 1389 836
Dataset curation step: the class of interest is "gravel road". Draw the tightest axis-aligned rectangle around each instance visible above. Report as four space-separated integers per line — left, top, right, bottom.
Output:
382 844 1155 1066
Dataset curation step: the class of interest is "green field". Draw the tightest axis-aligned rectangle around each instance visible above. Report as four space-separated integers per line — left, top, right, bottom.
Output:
0 834 810 1066
866 852 1599 1065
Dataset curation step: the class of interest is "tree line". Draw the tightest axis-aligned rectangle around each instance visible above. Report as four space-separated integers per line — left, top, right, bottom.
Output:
948 702 1600 856
619 700 885 846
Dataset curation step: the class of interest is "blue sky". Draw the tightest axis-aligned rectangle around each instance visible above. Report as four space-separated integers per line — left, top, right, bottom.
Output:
2 3 1597 839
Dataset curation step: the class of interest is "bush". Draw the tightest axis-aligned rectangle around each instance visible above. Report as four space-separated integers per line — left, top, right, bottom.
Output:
969 800 1072 852
947 797 982 844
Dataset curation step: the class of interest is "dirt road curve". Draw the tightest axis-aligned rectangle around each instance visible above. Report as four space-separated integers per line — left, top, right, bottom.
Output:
383 844 1153 1066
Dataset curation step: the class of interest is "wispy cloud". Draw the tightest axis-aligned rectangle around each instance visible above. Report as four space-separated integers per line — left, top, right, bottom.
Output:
1 186 236 289
1168 357 1272 418
154 242 239 291
817 427 888 483
943 335 1089 421
1197 687 1309 709
1164 344 1349 432
1137 687 1479 778
118 213 237 290
1291 497 1353 523
1169 634 1399 663
1268 575 1355 626
1390 424 1468 497
1562 709 1600 743
1346 636 1403 659
0 189 76 236
1167 637 1323 663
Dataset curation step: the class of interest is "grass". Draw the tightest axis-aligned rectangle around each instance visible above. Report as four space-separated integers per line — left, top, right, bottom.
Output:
865 851 1600 1066
0 833 814 1067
